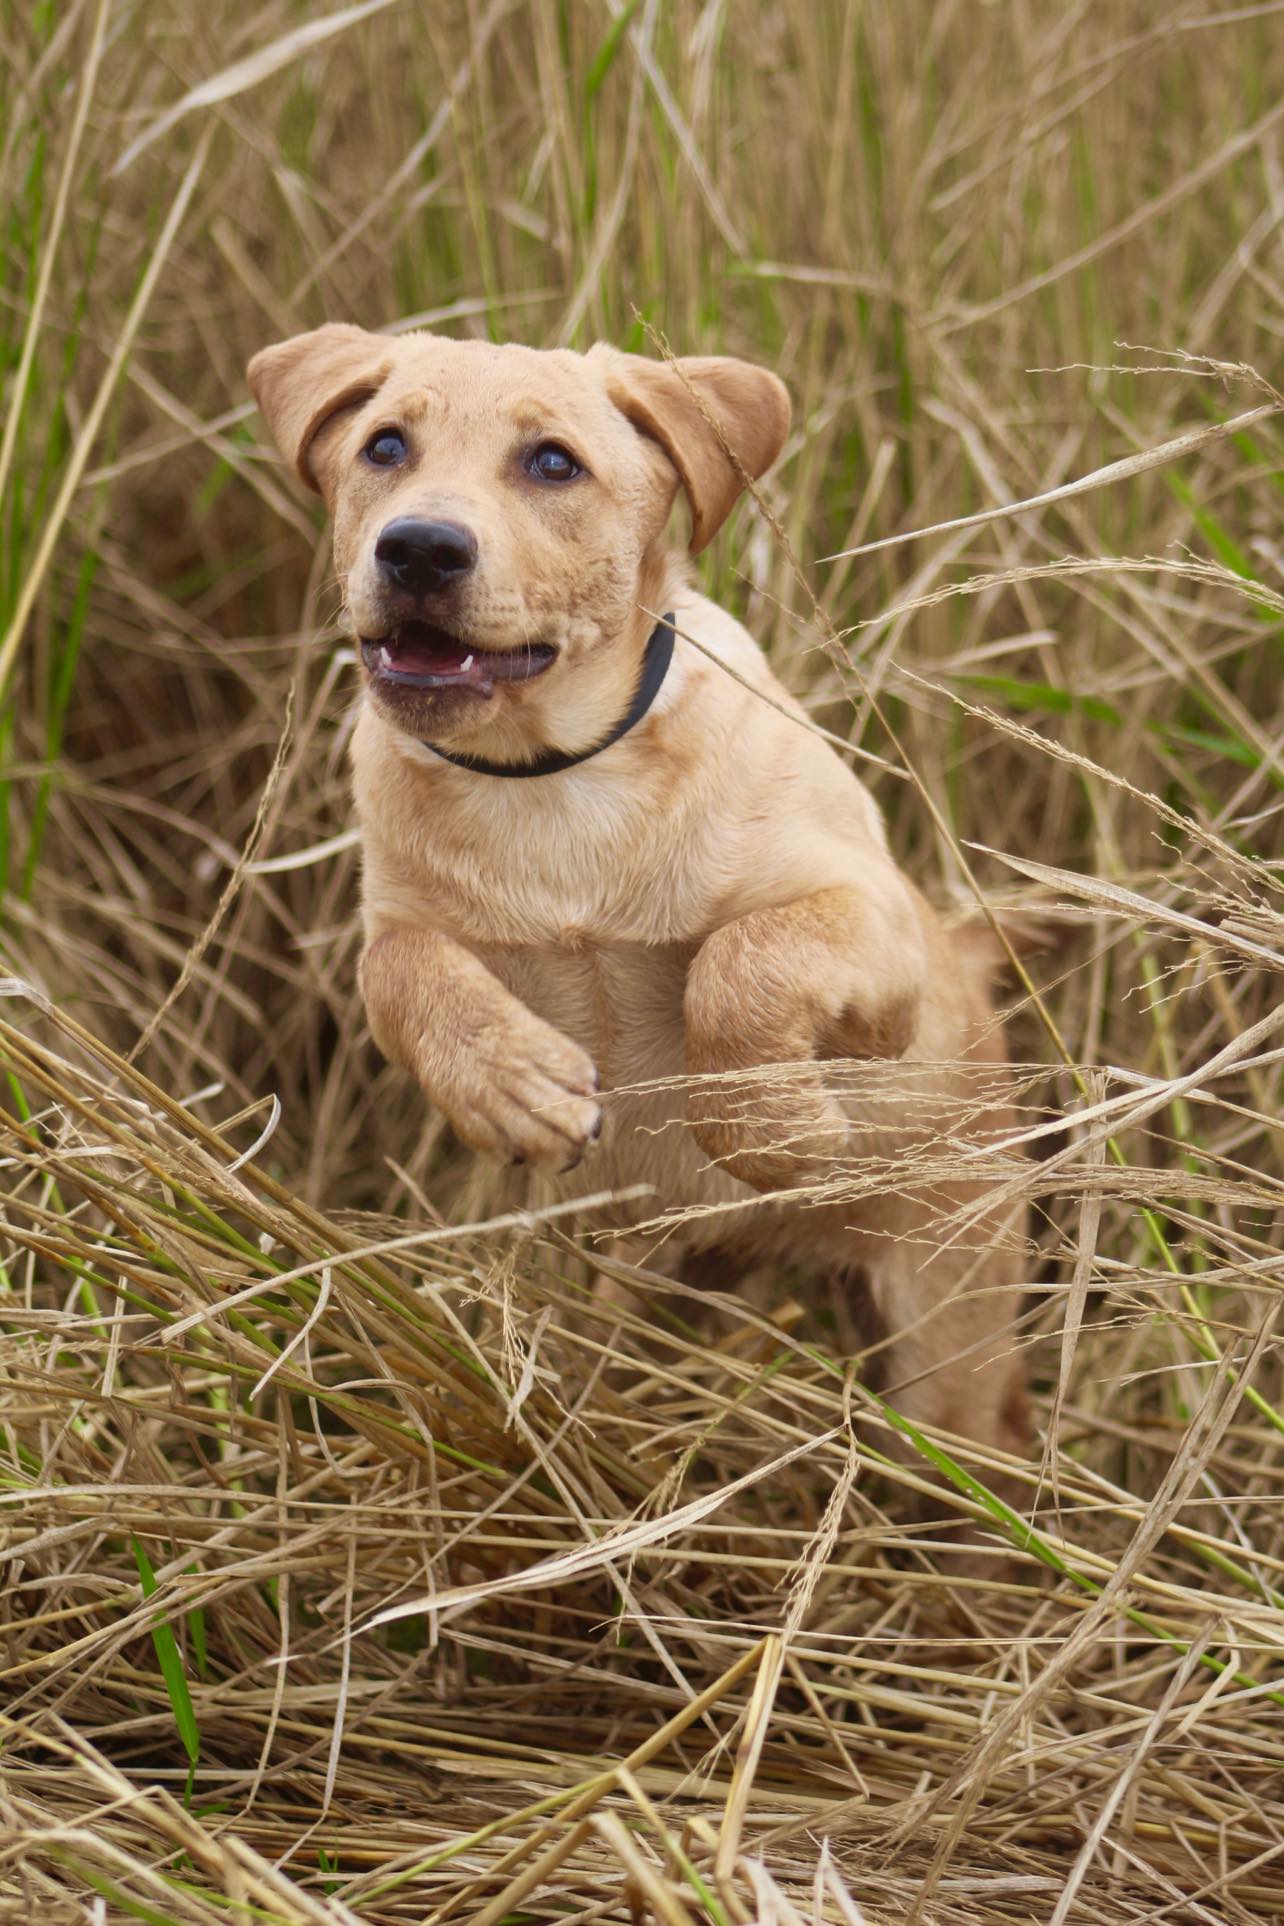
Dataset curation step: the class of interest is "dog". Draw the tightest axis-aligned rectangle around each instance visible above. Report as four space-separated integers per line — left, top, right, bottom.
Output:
247 323 1033 1481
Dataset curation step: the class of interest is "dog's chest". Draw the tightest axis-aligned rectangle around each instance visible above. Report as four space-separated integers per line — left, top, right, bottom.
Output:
372 772 708 1075
385 768 719 948
481 938 693 1086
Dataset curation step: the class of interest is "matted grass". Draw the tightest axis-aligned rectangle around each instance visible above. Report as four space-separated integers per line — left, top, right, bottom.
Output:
3 3 1284 1920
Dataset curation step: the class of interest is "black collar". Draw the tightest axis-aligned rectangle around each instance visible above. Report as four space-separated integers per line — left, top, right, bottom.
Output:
422 613 676 779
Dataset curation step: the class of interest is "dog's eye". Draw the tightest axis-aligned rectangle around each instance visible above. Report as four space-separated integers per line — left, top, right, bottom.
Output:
527 442 581 483
364 430 407 468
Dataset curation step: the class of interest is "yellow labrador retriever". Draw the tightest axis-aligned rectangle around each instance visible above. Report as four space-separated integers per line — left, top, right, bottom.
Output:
248 324 1031 1473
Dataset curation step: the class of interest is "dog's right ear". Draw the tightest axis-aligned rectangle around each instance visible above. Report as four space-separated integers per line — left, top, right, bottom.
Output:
247 324 393 496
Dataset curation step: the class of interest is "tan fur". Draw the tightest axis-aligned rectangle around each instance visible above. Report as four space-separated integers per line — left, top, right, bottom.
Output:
248 322 1032 1478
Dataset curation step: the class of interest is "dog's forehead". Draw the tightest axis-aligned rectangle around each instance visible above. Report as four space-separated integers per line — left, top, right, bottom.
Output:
378 335 617 429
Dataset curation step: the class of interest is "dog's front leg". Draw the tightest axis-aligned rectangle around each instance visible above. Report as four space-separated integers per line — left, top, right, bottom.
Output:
683 884 925 1191
360 927 602 1169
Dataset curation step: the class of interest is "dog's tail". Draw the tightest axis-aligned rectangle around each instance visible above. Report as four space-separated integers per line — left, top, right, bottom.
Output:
947 904 1082 985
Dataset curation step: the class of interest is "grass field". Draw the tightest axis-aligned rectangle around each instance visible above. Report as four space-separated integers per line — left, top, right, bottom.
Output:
4 2 1284 1920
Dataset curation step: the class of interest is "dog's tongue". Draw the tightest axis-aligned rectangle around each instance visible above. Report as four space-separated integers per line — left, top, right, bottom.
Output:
366 626 557 688
384 627 475 676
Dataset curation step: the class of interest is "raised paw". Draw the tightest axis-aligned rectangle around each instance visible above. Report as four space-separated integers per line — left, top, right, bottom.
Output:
446 1014 602 1171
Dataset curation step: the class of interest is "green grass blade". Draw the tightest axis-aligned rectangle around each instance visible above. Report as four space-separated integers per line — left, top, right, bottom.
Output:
130 1536 201 1770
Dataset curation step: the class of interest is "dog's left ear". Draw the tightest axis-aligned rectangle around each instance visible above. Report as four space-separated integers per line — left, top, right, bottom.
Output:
247 323 393 495
597 350 790 554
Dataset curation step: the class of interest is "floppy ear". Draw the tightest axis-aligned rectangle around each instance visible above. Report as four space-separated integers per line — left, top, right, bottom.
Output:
246 323 393 495
598 351 790 554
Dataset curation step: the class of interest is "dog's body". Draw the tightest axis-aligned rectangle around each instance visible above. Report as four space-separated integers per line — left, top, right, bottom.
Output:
249 325 1030 1465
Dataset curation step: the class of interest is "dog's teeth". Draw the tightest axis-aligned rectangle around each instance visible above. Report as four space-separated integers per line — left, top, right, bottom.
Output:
460 654 474 671
379 646 392 668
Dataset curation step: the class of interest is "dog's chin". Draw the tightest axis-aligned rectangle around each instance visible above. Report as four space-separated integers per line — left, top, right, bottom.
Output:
359 622 557 738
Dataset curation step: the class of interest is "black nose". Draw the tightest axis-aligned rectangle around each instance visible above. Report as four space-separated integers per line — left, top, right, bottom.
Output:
375 517 478 594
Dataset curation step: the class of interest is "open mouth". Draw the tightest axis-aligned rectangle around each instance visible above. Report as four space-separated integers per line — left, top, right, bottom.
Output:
360 623 557 695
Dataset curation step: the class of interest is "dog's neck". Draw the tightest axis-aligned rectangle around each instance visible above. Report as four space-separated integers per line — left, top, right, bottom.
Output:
423 550 682 770
425 612 676 779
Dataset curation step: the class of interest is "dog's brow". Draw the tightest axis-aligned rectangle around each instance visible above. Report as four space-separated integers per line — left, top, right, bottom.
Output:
387 386 439 420
508 402 575 436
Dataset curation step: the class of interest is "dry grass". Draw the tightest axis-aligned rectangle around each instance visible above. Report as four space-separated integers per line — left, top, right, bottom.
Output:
3 2 1284 1920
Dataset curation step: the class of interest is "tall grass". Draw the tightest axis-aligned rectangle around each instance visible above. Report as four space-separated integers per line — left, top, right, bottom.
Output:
2 3 1283 1922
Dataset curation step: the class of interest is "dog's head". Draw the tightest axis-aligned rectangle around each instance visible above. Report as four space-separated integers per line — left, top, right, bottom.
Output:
247 325 789 746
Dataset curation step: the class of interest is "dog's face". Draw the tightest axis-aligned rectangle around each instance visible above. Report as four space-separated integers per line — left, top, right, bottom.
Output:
247 326 788 744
